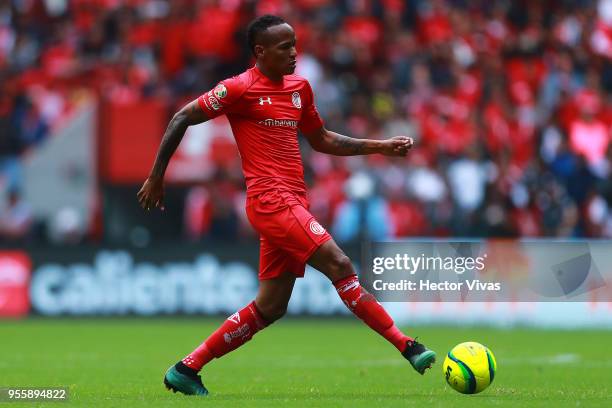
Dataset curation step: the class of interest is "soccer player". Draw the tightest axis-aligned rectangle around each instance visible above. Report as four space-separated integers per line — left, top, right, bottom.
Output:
137 15 436 396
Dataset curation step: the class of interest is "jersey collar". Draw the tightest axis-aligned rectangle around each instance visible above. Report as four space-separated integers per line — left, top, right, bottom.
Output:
252 64 285 87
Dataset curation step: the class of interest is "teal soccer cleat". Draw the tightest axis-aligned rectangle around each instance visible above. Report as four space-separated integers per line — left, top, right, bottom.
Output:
163 362 209 396
402 339 436 375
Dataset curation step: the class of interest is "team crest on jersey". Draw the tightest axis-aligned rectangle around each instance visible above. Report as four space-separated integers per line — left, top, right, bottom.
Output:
309 220 325 235
292 92 302 109
214 84 227 99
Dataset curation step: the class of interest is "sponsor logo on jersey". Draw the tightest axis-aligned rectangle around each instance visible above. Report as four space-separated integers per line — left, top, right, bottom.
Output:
292 92 302 109
258 118 298 128
309 220 326 235
259 96 272 105
214 83 227 99
207 94 221 111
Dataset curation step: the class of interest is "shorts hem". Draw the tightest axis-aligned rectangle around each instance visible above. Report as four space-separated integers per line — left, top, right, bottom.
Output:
258 269 305 281
298 233 332 264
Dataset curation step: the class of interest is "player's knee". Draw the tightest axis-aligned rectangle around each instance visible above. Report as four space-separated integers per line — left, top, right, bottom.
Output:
327 253 353 281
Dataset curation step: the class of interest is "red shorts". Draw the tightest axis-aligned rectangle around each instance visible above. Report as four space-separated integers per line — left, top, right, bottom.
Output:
246 190 332 280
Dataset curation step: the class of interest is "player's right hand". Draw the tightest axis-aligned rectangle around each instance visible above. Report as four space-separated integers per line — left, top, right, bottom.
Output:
137 176 165 211
381 136 414 157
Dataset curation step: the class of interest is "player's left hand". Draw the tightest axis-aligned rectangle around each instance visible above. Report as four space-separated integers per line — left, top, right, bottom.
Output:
380 136 414 157
137 176 165 212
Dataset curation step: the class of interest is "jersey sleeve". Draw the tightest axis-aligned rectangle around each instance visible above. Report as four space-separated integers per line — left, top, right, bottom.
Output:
197 76 246 119
298 80 324 134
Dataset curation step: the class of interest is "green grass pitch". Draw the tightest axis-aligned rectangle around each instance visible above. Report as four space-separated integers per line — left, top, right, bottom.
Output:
1 318 611 407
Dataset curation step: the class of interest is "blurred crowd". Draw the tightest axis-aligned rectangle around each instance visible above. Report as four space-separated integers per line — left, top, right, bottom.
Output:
1 0 612 244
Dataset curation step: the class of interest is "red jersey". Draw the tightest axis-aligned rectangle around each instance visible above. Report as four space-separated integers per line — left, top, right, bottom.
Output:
197 65 324 197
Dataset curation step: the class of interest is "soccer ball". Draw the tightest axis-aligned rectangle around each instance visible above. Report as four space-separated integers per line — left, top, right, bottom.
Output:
443 341 497 394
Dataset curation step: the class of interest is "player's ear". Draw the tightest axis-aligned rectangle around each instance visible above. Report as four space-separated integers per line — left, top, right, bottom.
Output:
254 44 265 59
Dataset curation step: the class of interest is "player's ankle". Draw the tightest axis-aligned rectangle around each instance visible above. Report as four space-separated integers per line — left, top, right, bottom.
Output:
175 361 199 377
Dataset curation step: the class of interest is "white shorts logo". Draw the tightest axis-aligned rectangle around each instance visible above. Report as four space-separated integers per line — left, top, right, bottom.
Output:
292 92 301 109
309 220 326 235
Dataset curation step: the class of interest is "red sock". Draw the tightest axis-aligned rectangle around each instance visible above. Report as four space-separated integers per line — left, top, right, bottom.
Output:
182 301 269 371
334 274 412 352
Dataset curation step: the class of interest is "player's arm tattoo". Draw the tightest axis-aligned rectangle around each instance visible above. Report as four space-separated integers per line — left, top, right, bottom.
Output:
149 100 209 178
329 133 367 155
305 127 382 156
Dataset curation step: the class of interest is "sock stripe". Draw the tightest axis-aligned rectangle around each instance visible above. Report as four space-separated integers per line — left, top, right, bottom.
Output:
332 274 357 286
250 301 271 328
334 275 360 295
